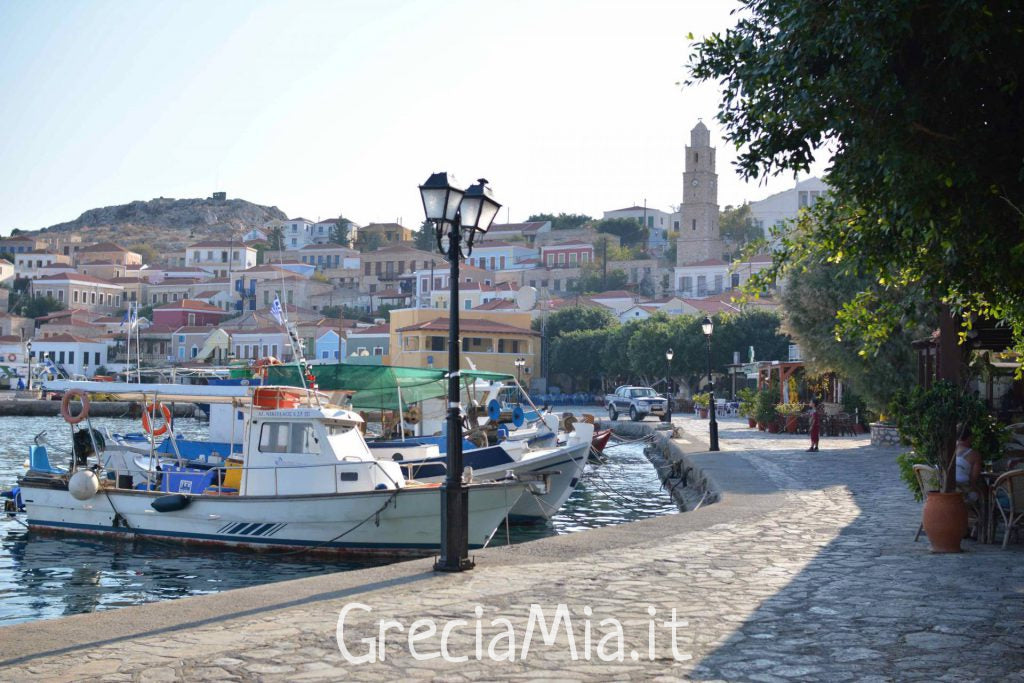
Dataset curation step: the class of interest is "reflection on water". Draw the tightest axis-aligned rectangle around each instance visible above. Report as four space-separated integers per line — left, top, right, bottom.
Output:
0 416 676 624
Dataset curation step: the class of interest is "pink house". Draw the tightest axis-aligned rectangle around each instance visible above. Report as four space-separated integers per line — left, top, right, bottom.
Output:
152 300 233 328
539 241 594 268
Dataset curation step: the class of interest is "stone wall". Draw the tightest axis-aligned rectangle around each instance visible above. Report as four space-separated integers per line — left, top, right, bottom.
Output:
870 422 901 448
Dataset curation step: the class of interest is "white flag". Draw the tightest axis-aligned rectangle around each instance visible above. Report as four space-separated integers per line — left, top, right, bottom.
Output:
270 296 284 325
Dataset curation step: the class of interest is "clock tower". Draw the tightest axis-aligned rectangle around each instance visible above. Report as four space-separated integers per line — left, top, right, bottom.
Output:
676 121 723 266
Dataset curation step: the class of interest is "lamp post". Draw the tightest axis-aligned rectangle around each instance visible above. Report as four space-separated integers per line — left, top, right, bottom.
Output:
419 173 500 573
665 348 674 422
702 316 719 451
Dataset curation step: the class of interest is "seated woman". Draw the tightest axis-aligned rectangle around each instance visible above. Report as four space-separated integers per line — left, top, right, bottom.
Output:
955 431 985 537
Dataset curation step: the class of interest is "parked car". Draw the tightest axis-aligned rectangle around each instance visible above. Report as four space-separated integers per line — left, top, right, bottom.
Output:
605 385 669 422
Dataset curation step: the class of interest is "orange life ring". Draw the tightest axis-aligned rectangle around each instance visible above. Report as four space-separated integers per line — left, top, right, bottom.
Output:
60 389 90 424
141 402 172 436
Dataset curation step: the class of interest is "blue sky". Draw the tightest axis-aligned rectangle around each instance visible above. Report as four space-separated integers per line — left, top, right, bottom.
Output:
0 0 826 234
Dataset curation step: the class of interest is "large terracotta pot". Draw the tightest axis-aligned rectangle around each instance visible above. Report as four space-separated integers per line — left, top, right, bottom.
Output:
757 422 766 431
699 408 708 419
767 421 779 434
748 418 757 429
922 491 968 553
785 416 798 433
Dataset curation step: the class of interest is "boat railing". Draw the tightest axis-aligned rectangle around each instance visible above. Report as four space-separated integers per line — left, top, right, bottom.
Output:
96 457 409 498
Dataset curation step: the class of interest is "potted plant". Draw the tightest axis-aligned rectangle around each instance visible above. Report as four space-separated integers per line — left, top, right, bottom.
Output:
693 392 711 419
891 380 1004 553
776 402 804 433
737 387 757 428
754 387 779 432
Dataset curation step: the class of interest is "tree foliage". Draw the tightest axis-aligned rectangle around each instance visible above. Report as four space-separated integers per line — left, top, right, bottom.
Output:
533 305 617 339
569 266 628 294
329 216 352 246
413 220 436 253
719 204 762 250
527 213 592 231
779 255 932 411
544 309 791 394
594 217 649 249
267 226 285 251
357 232 383 253
689 1 1024 353
20 296 65 319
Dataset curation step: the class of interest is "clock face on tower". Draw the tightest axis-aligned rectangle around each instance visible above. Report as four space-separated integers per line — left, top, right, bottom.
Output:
691 179 700 187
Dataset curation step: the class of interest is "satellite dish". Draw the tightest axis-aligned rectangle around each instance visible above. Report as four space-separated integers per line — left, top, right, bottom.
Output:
515 286 538 311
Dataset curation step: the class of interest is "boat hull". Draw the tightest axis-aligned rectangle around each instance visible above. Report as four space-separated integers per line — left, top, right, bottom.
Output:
19 481 527 558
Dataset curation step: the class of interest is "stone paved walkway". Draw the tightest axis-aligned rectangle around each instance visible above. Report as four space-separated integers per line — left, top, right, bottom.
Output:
2 417 1022 681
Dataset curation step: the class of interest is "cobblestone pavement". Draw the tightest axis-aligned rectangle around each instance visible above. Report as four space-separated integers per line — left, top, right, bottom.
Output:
3 418 1023 681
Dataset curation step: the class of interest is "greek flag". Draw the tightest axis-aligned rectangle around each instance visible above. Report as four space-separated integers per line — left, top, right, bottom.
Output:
270 296 284 325
120 309 131 328
121 304 139 330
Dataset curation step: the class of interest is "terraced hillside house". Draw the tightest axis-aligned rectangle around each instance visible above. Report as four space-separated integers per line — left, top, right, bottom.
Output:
75 242 142 268
185 241 257 278
153 299 234 328
29 273 124 313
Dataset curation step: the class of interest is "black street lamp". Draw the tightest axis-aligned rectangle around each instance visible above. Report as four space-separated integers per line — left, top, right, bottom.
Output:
25 339 32 392
702 316 720 451
419 173 500 573
665 347 674 422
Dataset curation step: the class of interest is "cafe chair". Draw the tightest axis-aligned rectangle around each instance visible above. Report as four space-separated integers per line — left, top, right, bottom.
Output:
912 464 942 542
991 469 1024 549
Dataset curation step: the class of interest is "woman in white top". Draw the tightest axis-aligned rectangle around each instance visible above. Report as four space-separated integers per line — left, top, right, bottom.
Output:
955 433 983 501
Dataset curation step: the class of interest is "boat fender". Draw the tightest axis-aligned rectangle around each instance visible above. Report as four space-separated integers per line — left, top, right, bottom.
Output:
151 494 192 513
512 405 525 428
68 470 100 500
487 399 502 422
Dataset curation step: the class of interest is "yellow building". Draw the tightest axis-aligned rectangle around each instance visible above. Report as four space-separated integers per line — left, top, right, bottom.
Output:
387 308 539 377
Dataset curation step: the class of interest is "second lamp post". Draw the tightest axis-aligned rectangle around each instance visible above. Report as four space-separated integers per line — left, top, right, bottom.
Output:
419 172 501 572
702 316 720 451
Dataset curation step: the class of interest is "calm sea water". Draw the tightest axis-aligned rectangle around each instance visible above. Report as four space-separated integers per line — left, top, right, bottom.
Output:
0 415 676 624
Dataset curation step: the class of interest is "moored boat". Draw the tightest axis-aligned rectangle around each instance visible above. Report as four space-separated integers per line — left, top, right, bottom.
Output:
9 381 530 557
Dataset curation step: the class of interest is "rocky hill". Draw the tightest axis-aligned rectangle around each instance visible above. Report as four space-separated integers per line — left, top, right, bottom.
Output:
32 197 288 250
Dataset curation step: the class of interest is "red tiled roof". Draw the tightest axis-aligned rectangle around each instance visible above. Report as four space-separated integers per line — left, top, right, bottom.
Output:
590 290 635 299
79 242 132 253
683 258 729 267
0 335 22 343
188 241 255 248
154 299 229 313
34 333 103 344
398 317 540 336
172 325 220 334
473 299 517 310
33 272 119 285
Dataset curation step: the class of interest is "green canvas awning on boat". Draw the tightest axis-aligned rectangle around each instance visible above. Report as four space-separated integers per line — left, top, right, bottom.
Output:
264 363 514 411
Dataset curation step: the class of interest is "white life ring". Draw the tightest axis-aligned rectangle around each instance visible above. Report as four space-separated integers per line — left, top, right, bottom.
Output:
6 353 14 362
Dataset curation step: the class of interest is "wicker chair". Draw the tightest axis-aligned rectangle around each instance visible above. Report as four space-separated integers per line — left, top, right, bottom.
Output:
913 464 942 542
991 469 1024 549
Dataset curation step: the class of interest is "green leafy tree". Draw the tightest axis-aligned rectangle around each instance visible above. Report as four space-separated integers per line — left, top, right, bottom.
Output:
549 328 612 391
358 232 383 253
413 220 436 253
267 226 285 251
22 296 65 319
689 1 1024 354
533 305 617 340
527 213 592 231
779 256 931 411
329 216 352 246
719 204 763 251
570 265 628 294
594 217 648 249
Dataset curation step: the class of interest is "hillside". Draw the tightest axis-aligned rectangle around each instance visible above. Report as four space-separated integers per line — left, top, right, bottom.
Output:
30 197 288 250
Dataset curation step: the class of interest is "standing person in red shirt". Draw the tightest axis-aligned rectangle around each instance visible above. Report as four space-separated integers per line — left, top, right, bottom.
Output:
807 398 822 452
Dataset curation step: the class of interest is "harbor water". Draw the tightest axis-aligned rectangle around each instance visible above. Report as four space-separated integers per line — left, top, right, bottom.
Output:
0 415 676 625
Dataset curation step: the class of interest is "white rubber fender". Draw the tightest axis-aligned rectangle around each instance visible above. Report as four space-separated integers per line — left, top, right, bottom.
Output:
69 470 100 500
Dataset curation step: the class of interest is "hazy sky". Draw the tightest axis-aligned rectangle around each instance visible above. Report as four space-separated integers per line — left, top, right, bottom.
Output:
0 0 827 234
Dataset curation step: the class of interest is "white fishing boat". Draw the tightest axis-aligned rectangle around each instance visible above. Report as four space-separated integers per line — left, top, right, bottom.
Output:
8 381 531 557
